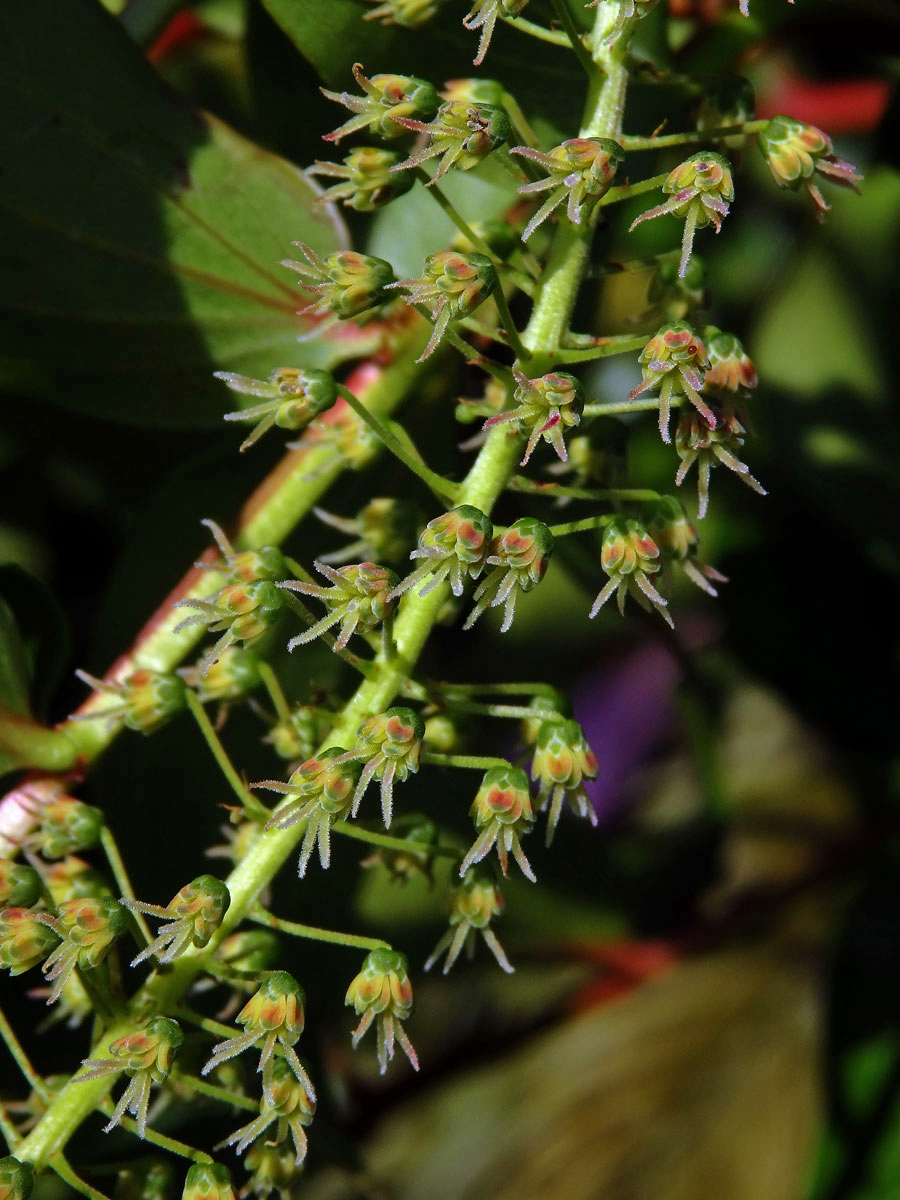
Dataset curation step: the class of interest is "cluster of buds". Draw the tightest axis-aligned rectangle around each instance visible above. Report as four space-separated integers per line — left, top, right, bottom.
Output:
590 518 672 628
365 0 445 26
216 367 338 452
322 65 439 143
282 242 396 324
648 496 728 595
630 152 734 278
280 561 398 654
460 765 536 881
531 719 599 844
389 505 493 599
391 101 510 181
181 1163 235 1200
464 0 529 65
512 137 623 242
389 251 497 361
628 321 713 443
80 1017 183 1138
675 404 766 518
29 796 103 860
0 861 41 909
758 114 862 220
72 668 187 735
345 947 418 1073
260 748 362 876
308 146 414 212
465 518 554 633
586 0 660 44
122 875 230 967
315 497 420 566
220 1058 315 1167
484 368 584 465
334 707 425 828
173 521 287 676
33 897 130 1003
425 870 512 974
202 972 314 1101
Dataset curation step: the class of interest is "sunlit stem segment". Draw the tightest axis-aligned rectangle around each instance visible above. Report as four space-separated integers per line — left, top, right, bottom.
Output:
500 11 570 46
620 119 768 150
250 906 390 952
547 514 616 537
584 396 683 418
421 752 512 771
170 1070 259 1114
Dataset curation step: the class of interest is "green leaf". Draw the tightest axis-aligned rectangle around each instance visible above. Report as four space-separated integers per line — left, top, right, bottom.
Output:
0 0 362 428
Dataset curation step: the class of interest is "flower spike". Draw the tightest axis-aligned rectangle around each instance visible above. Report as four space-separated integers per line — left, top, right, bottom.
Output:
461 765 536 881
511 138 623 242
217 367 338 452
758 114 862 221
80 1017 183 1138
387 251 497 361
121 875 230 967
464 518 554 632
388 505 493 600
589 518 673 628
260 748 363 876
425 871 513 974
321 64 439 143
280 561 397 654
630 152 734 278
483 368 584 465
628 321 712 444
335 707 425 828
345 948 419 1073
531 718 599 844
463 0 529 65
390 102 510 182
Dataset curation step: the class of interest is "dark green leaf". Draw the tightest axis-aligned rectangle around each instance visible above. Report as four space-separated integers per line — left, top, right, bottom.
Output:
0 0 359 428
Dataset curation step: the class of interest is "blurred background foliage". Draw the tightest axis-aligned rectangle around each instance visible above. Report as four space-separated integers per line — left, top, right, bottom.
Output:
1 0 899 1197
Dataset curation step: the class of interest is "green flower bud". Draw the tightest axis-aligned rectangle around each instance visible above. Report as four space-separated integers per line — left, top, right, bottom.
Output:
392 101 510 181
322 65 439 143
282 243 396 323
0 862 42 909
0 1157 34 1200
628 321 712 444
520 690 571 746
263 748 363 876
267 703 331 762
45 855 113 903
425 869 512 974
345 948 418 1073
217 367 338 452
81 1019 182 1137
388 251 497 360
484 367 584 465
390 505 493 600
316 497 420 568
182 645 262 704
531 719 599 844
182 1163 236 1200
72 667 187 735
219 1058 315 1167
647 496 728 596
512 137 623 241
590 518 672 628
35 896 129 1003
115 1160 177 1200
630 151 733 278
696 75 755 149
282 560 398 654
173 570 285 678
461 765 535 881
675 402 766 519
337 707 425 828
465 518 554 632
0 908 61 976
35 797 103 860
647 256 707 323
758 114 862 220
309 146 414 212
242 1141 297 1197
123 875 230 967
441 77 507 109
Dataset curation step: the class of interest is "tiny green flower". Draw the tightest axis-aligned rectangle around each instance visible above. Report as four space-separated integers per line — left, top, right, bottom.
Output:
630 152 734 277
702 326 758 395
260 748 363 875
315 497 420 567
531 719 599 844
333 708 425 829
219 1058 315 1167
390 101 510 181
80 1017 183 1138
242 1140 297 1199
0 861 42 909
216 367 338 452
181 646 262 705
308 146 414 212
590 518 672 628
511 138 623 242
266 703 332 764
648 496 728 595
72 668 187 735
181 1163 236 1200
345 947 418 1073
388 251 497 361
0 1156 34 1200
0 907 61 976
628 321 712 444
33 897 129 1003
758 114 861 220
121 875 230 967
483 368 584 465
646 256 707 324
389 505 493 600
461 765 536 881
281 243 396 323
280 561 398 654
32 796 103 860
424 870 513 974
465 518 554 633
321 65 439 143
675 403 766 519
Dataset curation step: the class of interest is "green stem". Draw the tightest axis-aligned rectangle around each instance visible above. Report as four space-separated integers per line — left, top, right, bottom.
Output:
109 1111 212 1163
509 476 662 502
597 171 671 207
250 907 389 953
185 690 268 821
430 680 560 698
620 118 768 150
547 334 648 365
332 819 457 859
0 1004 50 1100
52 1155 114 1200
500 12 570 46
336 384 458 504
550 0 595 78
0 706 80 772
547 514 615 536
492 286 530 363
584 395 677 418
99 828 152 948
170 1071 259 1115
257 663 292 724
420 752 510 771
